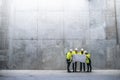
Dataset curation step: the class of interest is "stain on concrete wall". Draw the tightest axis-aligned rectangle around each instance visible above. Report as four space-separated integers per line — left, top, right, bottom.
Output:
0 0 9 69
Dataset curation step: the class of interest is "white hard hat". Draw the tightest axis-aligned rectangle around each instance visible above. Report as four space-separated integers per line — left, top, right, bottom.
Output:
81 48 84 51
75 48 78 51
84 50 87 54
69 49 73 51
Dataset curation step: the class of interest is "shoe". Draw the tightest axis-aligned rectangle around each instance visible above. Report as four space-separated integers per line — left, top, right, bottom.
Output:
68 71 71 73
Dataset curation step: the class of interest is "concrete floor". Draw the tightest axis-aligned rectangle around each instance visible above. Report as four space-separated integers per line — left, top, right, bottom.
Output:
0 70 120 80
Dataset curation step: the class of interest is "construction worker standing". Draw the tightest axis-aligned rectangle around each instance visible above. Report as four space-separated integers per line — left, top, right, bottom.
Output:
85 51 92 72
72 48 79 72
66 49 73 72
79 48 85 72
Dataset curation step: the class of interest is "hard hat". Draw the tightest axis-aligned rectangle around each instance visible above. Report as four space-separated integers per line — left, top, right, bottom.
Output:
81 48 84 51
84 50 87 53
75 48 78 51
69 49 73 51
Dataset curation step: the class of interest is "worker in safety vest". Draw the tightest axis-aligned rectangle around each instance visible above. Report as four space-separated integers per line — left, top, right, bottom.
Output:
72 48 79 72
79 48 85 72
85 51 92 72
66 49 73 72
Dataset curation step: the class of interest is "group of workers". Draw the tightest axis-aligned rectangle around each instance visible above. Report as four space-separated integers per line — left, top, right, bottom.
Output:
66 48 92 73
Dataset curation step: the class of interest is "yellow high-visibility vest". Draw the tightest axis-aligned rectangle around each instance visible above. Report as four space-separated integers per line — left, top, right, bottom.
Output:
66 52 73 60
86 53 91 63
86 58 89 63
86 53 91 58
72 51 79 55
78 51 84 55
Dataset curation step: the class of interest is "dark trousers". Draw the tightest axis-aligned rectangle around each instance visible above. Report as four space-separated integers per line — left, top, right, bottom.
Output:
87 59 92 72
72 62 77 72
80 62 85 72
66 59 71 72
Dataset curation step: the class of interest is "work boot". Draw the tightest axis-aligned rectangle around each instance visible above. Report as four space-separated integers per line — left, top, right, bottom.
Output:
67 71 71 73
87 71 89 72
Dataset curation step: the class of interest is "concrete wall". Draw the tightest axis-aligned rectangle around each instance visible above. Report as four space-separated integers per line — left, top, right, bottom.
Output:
115 0 120 68
0 0 9 69
0 0 120 69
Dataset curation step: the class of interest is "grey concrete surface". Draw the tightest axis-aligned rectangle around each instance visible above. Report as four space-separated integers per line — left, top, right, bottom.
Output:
0 70 120 80
0 0 120 69
0 0 9 69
